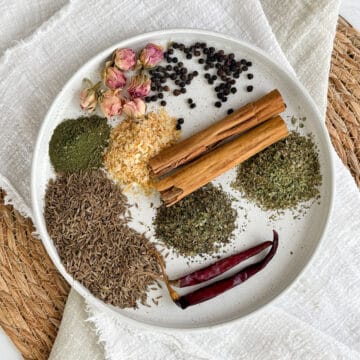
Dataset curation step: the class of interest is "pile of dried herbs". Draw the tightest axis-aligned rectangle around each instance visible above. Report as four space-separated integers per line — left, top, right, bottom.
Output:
49 115 110 173
154 183 237 256
232 131 322 212
44 170 159 308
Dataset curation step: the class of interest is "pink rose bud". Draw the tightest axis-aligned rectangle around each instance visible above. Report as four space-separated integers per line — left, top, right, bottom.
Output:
99 89 123 118
127 73 151 99
79 79 100 112
139 43 163 68
103 65 127 89
123 98 146 118
113 48 136 71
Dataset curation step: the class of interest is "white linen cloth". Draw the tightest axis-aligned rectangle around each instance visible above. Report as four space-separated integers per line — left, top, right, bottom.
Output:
0 0 359 359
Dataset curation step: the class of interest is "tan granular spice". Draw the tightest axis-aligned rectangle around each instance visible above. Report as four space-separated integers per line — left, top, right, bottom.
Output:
44 170 160 308
104 109 180 192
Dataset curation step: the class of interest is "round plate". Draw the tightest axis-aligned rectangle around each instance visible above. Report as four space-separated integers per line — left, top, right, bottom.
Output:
31 29 334 330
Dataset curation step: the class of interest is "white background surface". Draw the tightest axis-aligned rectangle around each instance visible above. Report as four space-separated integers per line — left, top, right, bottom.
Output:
0 0 358 359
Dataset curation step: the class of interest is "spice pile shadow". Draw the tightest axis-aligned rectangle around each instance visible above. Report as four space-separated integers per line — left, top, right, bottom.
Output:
153 183 237 257
44 170 159 308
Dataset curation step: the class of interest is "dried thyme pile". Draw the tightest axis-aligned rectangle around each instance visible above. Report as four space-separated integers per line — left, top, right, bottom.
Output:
232 131 322 212
45 170 159 308
154 183 237 256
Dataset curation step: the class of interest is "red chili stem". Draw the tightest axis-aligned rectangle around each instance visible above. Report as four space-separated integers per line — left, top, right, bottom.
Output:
170 240 273 288
175 230 279 310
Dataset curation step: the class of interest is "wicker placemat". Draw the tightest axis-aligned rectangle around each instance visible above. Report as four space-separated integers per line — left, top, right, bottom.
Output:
0 17 359 360
0 190 69 360
326 17 360 187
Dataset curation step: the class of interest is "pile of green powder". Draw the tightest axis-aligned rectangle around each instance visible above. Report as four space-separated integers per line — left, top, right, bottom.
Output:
232 131 322 212
49 115 110 173
154 183 237 256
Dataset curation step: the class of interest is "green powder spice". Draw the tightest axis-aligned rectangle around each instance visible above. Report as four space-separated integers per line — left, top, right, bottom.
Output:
232 131 322 211
154 183 237 256
49 115 110 173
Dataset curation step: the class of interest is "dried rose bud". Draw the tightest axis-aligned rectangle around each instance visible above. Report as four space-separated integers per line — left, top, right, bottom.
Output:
127 73 151 99
102 65 127 89
99 89 123 118
123 98 146 118
139 43 163 68
79 79 100 112
113 48 136 71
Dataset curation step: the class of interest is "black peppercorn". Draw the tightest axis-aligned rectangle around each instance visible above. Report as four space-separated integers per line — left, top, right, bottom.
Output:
160 100 167 106
177 118 184 124
227 109 234 115
158 93 164 99
176 124 182 130
215 101 222 108
190 103 196 109
187 98 193 104
186 53 192 59
247 73 253 79
180 88 186 94
173 89 181 96
231 87 237 94
246 85 253 92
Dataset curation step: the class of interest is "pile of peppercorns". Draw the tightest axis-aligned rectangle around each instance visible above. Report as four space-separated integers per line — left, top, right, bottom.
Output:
145 41 254 129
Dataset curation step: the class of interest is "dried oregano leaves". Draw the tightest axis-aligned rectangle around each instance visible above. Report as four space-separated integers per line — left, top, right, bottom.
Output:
44 170 159 308
233 131 322 211
154 183 237 256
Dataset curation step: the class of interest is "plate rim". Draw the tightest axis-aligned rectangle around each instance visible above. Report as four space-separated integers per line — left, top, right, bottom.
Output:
31 27 335 331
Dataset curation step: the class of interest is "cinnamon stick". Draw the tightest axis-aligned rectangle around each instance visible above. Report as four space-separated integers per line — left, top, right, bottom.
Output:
149 89 285 177
156 116 289 206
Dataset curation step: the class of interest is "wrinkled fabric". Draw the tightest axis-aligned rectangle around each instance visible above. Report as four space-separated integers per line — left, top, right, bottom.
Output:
0 0 359 359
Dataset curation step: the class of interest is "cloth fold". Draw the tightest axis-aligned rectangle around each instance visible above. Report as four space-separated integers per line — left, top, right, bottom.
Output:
0 0 359 359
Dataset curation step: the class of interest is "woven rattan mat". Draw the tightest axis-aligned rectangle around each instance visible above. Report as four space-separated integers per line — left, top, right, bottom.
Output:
0 17 359 360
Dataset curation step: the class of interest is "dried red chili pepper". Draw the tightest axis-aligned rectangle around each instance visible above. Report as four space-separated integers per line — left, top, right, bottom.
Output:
175 230 279 309
170 240 272 287
153 231 279 310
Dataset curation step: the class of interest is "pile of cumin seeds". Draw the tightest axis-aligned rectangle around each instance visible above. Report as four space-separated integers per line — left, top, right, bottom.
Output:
44 170 159 308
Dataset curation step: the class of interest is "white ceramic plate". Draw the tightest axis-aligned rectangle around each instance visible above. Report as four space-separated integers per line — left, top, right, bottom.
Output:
31 29 334 330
